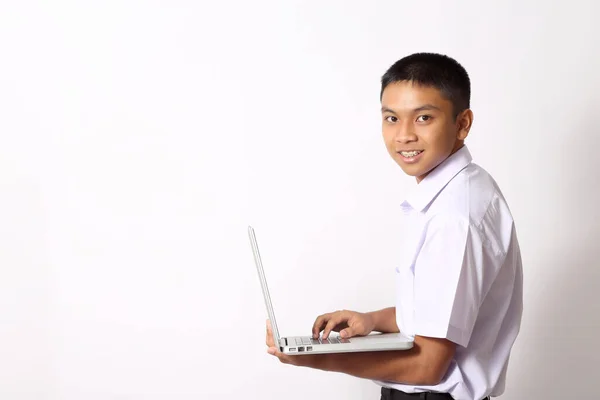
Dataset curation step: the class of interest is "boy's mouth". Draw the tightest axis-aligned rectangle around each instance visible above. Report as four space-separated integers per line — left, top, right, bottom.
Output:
398 150 423 157
397 150 424 163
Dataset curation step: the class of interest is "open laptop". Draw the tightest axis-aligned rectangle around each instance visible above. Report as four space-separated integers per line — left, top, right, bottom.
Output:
248 226 414 355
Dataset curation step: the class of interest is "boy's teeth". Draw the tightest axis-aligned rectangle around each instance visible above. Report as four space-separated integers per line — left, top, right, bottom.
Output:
401 151 422 157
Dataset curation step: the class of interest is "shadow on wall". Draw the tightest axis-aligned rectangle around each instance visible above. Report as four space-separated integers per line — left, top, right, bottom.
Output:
510 121 600 398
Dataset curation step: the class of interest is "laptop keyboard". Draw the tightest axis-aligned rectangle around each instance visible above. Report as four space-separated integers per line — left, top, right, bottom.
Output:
293 336 350 346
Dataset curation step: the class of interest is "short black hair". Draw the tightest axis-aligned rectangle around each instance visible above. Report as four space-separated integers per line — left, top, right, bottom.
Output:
380 53 471 118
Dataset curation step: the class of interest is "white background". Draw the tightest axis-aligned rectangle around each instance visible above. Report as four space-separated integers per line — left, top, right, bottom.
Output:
1 1 599 399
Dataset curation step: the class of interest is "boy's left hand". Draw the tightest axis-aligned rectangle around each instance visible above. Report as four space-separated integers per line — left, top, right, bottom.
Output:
265 320 324 369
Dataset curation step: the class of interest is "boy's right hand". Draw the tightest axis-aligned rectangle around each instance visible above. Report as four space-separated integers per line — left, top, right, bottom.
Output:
312 310 375 340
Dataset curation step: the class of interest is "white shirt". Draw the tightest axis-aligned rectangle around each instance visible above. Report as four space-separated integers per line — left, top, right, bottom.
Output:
376 146 523 400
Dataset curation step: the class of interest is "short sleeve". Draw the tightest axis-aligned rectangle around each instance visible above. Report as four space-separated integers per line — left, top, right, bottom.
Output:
413 214 485 347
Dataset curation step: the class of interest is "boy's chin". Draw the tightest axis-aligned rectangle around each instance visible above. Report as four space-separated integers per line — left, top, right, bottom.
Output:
397 164 424 178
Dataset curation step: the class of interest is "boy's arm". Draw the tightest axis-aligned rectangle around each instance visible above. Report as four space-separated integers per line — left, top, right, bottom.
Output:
267 320 455 386
315 335 455 385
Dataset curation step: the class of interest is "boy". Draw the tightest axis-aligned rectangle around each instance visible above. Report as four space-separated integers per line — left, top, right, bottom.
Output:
265 53 523 400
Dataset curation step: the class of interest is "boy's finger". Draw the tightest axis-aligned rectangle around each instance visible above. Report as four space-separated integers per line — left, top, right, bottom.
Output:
312 314 329 338
340 327 354 338
322 315 343 339
266 319 274 346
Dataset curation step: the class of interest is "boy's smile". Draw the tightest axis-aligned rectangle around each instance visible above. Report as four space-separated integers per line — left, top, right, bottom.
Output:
381 81 472 182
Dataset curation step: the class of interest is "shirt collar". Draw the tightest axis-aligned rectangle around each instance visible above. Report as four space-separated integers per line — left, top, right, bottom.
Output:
401 145 473 213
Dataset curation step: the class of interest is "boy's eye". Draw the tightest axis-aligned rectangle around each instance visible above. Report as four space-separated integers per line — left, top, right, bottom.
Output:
385 115 398 123
416 115 432 122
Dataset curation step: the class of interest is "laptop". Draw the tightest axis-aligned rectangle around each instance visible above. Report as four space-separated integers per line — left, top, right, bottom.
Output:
248 226 414 355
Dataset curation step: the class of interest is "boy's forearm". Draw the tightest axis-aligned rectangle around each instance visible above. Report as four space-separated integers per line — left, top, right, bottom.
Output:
367 307 399 333
314 345 429 385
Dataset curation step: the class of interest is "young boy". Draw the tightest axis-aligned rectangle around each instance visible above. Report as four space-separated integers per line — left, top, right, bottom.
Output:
265 53 523 400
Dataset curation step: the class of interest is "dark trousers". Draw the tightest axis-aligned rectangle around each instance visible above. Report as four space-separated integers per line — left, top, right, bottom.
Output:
381 387 490 400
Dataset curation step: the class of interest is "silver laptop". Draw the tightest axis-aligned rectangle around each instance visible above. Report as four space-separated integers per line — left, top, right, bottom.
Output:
248 226 414 355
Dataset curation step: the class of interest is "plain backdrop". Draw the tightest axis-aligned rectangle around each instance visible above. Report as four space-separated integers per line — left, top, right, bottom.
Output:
1 1 599 399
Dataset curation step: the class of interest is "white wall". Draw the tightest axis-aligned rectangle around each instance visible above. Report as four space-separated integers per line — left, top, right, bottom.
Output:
1 1 599 399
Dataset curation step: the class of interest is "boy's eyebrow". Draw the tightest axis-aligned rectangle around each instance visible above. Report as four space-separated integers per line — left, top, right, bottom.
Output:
381 104 442 113
414 104 442 112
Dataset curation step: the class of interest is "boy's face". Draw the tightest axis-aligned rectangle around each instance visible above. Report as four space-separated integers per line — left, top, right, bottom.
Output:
381 81 471 182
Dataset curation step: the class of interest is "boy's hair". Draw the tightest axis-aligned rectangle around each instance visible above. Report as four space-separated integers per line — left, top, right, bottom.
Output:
381 53 471 118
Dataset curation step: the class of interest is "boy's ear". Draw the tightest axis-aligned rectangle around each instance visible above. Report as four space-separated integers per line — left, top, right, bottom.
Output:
456 109 473 140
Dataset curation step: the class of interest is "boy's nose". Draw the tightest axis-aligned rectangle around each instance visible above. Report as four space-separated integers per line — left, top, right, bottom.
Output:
395 126 417 143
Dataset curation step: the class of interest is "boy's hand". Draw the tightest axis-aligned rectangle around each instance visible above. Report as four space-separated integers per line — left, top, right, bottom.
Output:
265 320 323 369
265 319 293 364
312 310 375 340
